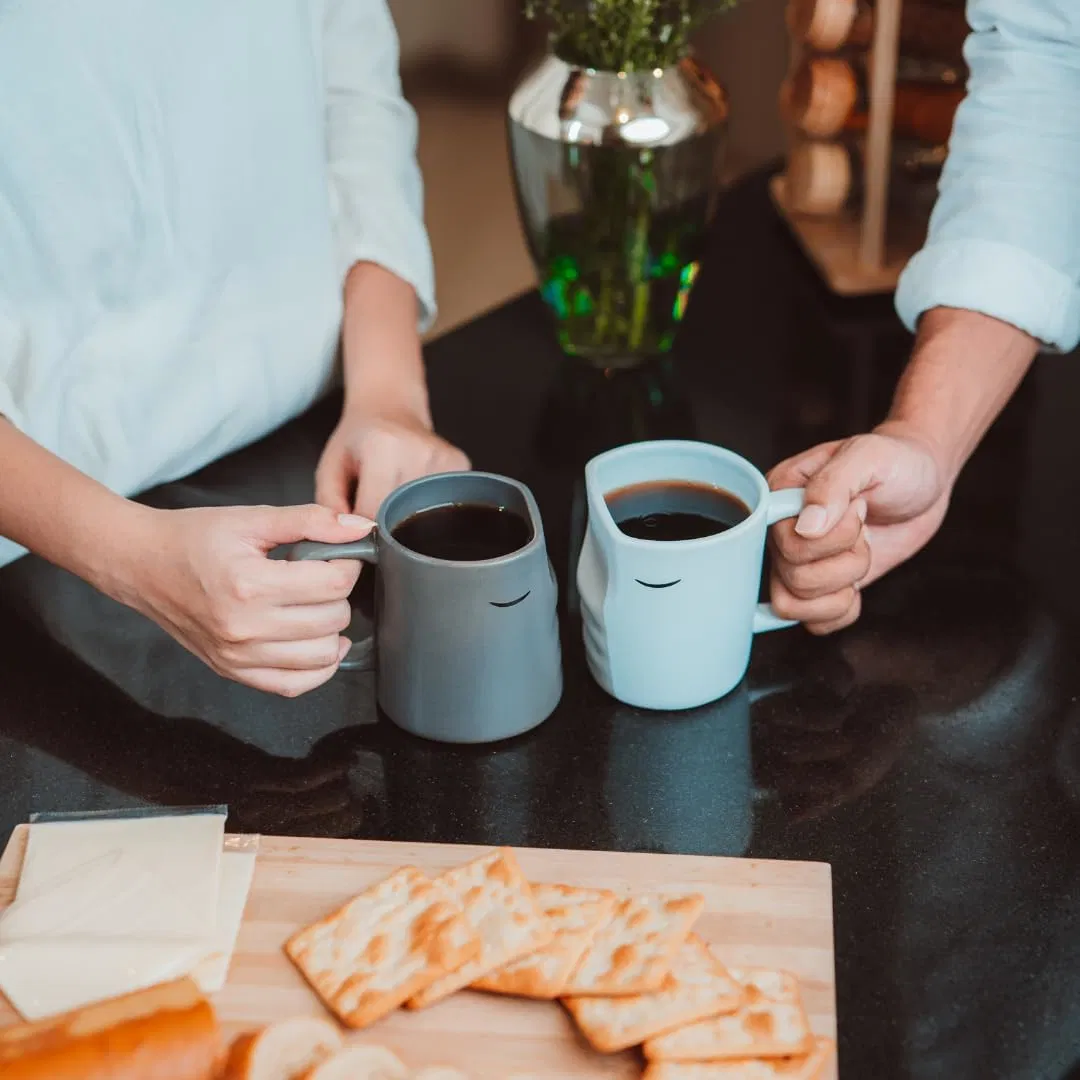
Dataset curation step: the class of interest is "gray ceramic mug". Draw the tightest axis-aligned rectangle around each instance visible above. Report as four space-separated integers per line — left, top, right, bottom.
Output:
287 472 563 744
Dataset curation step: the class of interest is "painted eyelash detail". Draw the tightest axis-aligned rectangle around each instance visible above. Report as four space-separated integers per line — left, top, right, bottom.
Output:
635 579 681 589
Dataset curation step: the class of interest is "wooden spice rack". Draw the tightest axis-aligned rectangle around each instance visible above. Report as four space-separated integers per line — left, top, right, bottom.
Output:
772 0 921 296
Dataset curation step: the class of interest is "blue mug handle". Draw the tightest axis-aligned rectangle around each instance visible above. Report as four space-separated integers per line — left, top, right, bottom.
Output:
753 487 806 634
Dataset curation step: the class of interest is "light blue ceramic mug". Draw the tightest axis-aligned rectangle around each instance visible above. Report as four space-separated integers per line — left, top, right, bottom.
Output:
577 440 805 711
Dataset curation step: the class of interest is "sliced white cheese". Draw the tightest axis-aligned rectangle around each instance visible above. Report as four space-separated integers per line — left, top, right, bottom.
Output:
12 813 224 940
0 813 254 1020
189 848 257 993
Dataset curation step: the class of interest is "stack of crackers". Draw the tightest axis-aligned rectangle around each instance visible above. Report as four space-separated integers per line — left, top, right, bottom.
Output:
284 848 834 1079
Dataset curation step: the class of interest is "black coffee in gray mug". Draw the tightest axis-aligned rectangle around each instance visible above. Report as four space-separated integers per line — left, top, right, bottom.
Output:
286 473 563 744
391 503 532 562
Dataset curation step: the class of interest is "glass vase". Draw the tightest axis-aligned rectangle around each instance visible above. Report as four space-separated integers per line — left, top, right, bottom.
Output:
508 53 728 369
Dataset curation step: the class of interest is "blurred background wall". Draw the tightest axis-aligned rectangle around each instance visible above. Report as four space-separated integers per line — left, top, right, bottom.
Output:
385 0 788 337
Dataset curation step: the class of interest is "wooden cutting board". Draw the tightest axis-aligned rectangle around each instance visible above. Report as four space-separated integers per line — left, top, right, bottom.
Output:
0 828 837 1078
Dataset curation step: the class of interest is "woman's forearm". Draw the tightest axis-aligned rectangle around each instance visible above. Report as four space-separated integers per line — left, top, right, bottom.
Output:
0 418 154 602
340 261 430 422
885 307 1039 483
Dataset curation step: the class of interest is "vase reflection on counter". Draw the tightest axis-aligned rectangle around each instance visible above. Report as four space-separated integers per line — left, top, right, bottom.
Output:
509 54 728 369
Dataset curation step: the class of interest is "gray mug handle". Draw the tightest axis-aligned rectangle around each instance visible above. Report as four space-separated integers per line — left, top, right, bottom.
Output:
285 535 379 670
287 537 379 564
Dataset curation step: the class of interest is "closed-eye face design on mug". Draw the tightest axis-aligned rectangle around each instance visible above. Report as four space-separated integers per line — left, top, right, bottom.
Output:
577 441 804 712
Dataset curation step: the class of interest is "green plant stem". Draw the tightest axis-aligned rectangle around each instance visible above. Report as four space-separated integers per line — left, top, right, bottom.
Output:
627 201 653 353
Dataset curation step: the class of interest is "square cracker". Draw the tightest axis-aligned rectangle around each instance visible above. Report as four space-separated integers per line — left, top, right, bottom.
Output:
407 848 553 1009
563 934 742 1053
642 1036 835 1079
472 883 617 999
644 969 813 1061
285 865 478 1029
560 892 704 997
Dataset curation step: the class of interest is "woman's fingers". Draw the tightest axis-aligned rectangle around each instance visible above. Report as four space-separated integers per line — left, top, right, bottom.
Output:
236 661 344 698
225 634 350 672
216 599 353 651
261 559 362 605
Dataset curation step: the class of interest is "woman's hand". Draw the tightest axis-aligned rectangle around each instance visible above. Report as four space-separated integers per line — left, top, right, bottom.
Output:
315 401 469 518
125 503 372 696
767 421 951 635
322 262 471 517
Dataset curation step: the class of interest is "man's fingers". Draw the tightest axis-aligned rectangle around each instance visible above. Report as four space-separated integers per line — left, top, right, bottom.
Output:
792 437 884 538
774 535 871 600
766 442 843 491
803 597 863 636
769 577 859 626
771 501 866 566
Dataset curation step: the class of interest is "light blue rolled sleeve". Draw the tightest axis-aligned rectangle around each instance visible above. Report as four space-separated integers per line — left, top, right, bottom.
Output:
322 0 436 331
895 0 1080 351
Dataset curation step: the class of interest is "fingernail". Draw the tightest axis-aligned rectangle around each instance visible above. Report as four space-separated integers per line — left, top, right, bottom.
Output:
338 637 351 661
794 505 828 538
337 513 373 529
855 498 868 524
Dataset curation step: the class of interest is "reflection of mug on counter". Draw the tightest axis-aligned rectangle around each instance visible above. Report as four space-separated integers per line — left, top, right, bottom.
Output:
604 685 752 857
605 683 791 856
288 473 563 744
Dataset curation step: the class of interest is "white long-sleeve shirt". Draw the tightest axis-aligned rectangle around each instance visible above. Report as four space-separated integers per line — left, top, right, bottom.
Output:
0 0 434 568
896 0 1080 351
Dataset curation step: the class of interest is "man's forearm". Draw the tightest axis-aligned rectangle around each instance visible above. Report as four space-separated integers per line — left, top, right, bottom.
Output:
340 261 430 422
0 418 154 602
885 307 1039 483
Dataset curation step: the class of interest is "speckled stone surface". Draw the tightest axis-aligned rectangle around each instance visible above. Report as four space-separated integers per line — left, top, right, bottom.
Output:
2 170 1079 1079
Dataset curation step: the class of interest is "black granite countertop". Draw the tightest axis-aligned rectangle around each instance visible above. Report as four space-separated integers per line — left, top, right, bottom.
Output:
3 170 1080 1079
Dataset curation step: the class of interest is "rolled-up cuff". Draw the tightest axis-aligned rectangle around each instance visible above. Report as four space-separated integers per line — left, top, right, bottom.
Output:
0 381 27 567
896 239 1080 353
0 536 27 569
0 308 24 428
0 380 21 430
0 371 28 565
337 236 437 335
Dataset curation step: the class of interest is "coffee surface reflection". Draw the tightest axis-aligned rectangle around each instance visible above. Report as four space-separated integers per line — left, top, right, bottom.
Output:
390 503 533 561
606 480 750 541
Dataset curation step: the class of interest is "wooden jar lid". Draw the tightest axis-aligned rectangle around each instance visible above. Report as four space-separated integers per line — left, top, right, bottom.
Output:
785 56 859 138
786 141 852 216
787 0 858 52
